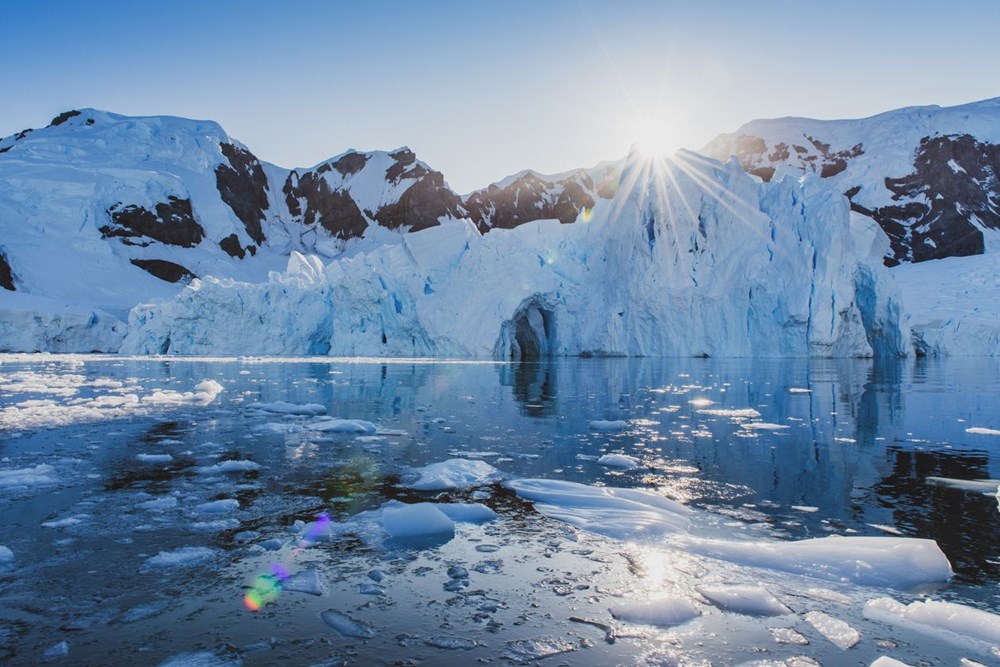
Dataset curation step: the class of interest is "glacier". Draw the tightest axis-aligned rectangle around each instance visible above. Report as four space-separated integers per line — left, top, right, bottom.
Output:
122 150 909 358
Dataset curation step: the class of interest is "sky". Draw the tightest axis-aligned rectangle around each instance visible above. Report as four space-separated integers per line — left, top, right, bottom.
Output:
3 0 999 193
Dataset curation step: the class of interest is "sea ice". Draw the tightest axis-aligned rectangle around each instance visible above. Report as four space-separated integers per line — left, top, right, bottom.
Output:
310 418 377 434
246 401 326 415
610 597 703 626
406 458 503 491
770 627 809 645
803 610 861 649
926 476 1000 494
864 597 1000 647
697 408 762 418
194 499 239 514
503 638 576 663
379 502 455 539
0 545 13 562
282 569 324 596
695 584 791 616
138 496 179 510
137 453 174 463
597 453 640 469
436 502 498 523
143 546 217 569
869 658 912 667
156 651 241 667
143 380 223 406
195 460 261 474
0 463 57 489
320 609 375 638
966 427 1000 436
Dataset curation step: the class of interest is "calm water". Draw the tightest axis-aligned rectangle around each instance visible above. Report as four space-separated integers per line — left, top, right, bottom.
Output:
1 355 999 665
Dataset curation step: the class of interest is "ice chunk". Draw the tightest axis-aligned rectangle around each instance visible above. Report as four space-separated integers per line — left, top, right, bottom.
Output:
696 584 790 616
143 546 217 569
0 463 57 489
191 519 240 531
282 569 324 596
966 427 1000 436
143 380 223 407
696 408 761 418
505 478 692 540
864 597 1000 647
597 453 640 469
320 609 375 638
41 515 87 528
246 401 326 415
43 641 69 658
137 453 174 463
503 638 576 663
742 422 790 431
684 535 952 588
589 419 628 431
157 651 241 667
406 458 503 491
311 418 377 434
194 499 239 514
424 636 479 650
926 476 1000 494
138 496 179 511
770 627 809 645
0 545 13 562
436 502 498 523
869 658 912 667
379 502 455 540
195 460 261 474
610 597 703 627
804 610 861 649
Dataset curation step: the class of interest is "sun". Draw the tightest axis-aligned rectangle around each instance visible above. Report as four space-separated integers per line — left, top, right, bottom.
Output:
632 119 680 160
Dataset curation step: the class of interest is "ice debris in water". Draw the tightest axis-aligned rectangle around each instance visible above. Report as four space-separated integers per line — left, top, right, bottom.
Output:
435 502 498 523
589 419 628 431
137 453 174 463
695 584 791 616
246 401 326 415
926 476 1000 495
770 627 809 645
379 502 455 540
194 499 239 514
804 610 861 649
0 545 13 562
869 658 913 667
406 458 503 491
139 496 179 511
143 546 217 569
196 460 261 474
310 418 377 434
597 453 640 469
696 407 761 418
157 650 242 666
0 463 57 489
282 569 325 596
966 427 1000 436
43 641 69 658
143 379 223 406
864 597 1000 647
320 609 375 638
611 597 703 627
424 636 479 650
503 638 576 663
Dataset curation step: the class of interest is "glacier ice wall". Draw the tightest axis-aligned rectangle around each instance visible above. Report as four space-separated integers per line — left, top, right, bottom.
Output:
122 151 909 358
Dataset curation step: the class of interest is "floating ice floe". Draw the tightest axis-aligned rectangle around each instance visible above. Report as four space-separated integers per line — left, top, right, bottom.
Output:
926 476 1000 494
143 380 224 406
597 453 640 469
406 458 503 491
41 515 88 528
137 453 174 463
695 584 791 616
246 401 326 415
138 496 179 511
869 657 912 667
804 610 861 649
143 546 218 569
282 569 325 596
320 609 375 638
503 638 576 663
0 463 57 489
742 422 790 431
610 597 703 627
696 408 762 418
156 650 241 667
589 420 628 431
0 545 13 562
507 479 952 588
195 460 261 474
309 418 377 434
864 597 1000 649
436 502 498 523
194 498 239 514
379 502 455 540
966 427 1000 436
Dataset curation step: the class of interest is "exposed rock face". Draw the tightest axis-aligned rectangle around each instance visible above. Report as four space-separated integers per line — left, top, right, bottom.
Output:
373 149 464 232
219 233 246 259
465 169 610 233
282 170 369 239
49 110 82 127
101 197 205 247
0 250 15 290
215 142 269 246
129 258 195 283
702 99 1000 265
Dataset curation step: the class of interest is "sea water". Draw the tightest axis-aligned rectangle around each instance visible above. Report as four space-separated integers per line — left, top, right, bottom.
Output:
1 355 999 665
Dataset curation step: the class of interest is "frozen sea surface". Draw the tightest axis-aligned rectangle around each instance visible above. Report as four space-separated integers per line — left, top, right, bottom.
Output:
1 355 1000 665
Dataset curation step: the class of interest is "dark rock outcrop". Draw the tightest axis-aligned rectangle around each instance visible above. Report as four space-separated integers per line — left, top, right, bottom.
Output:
727 133 863 183
49 110 82 127
129 258 195 283
371 149 464 232
219 233 246 259
465 170 604 233
215 142 269 246
282 170 369 239
101 197 204 248
0 251 15 290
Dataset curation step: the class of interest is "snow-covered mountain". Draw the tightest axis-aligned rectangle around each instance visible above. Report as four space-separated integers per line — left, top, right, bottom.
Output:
702 98 1000 265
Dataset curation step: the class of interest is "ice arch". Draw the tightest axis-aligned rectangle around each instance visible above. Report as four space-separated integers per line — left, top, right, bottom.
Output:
495 298 557 360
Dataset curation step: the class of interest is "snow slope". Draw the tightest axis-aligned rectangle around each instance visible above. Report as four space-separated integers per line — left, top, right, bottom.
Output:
702 98 1000 265
122 149 908 358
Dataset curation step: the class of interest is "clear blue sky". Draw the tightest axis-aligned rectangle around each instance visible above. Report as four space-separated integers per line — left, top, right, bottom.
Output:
3 0 998 192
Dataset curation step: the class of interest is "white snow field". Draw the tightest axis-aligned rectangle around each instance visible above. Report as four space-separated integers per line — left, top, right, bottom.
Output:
121 150 908 358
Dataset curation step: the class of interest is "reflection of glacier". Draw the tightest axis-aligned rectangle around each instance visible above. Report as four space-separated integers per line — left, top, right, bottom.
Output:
123 151 908 358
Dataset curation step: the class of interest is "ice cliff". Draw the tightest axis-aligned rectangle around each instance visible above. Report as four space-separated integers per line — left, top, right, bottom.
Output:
122 150 908 358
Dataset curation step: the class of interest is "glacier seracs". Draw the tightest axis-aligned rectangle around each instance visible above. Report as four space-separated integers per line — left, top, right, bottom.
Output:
122 151 909 358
